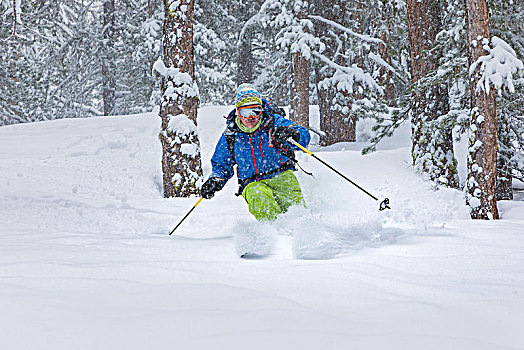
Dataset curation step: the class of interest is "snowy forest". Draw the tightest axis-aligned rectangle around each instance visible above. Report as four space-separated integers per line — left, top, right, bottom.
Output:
1 0 524 219
3 1 524 348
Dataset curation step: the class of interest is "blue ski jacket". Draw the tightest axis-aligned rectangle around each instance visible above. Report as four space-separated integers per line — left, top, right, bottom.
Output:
209 100 311 190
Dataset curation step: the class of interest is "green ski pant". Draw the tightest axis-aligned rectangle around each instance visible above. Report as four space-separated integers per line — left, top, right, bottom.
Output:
242 170 304 221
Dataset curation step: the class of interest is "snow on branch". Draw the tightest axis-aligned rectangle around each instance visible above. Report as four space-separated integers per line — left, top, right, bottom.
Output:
313 51 384 94
368 52 407 84
3 0 22 24
309 15 384 45
141 17 161 51
260 0 325 58
275 24 324 59
237 14 264 46
70 101 103 116
470 36 524 95
195 23 226 52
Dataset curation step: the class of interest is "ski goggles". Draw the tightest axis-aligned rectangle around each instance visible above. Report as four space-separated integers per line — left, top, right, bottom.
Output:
238 105 263 119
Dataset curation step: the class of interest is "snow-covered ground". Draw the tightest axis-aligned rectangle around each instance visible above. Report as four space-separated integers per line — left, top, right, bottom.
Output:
1 108 523 350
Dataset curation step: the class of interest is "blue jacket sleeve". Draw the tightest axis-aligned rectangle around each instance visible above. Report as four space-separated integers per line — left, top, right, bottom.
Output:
209 133 236 182
273 114 311 151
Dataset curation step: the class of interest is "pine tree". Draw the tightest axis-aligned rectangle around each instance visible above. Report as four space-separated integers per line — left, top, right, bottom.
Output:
102 0 116 116
289 0 310 127
0 0 165 125
373 0 399 105
193 0 239 105
314 0 397 146
157 0 202 198
260 0 320 126
490 0 524 200
111 0 163 115
236 6 258 85
312 0 356 145
406 0 459 188
0 1 23 125
260 0 389 145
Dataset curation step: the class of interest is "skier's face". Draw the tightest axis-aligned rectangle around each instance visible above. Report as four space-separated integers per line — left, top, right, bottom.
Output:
238 104 262 129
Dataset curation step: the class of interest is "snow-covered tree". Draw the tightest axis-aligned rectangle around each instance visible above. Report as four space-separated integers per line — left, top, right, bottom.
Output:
260 0 393 144
0 1 23 125
470 35 523 202
365 0 469 158
157 0 202 198
192 0 240 105
490 0 524 200
406 0 459 188
370 0 405 106
134 0 163 111
0 0 165 125
0 1 105 124
290 0 311 127
312 0 357 144
101 0 116 116
260 0 322 126
235 2 262 86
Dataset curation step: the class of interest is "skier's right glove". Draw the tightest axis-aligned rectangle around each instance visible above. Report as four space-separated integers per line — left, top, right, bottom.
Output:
201 177 225 199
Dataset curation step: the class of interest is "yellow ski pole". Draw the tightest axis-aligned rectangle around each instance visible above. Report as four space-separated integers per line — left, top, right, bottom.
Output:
289 139 391 211
169 198 204 235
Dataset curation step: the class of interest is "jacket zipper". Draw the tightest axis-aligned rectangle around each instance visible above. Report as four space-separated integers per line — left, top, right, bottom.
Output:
248 117 276 178
249 134 258 174
270 133 284 165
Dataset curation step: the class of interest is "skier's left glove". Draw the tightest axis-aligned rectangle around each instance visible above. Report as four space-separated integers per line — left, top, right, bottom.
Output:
273 126 301 146
201 177 225 199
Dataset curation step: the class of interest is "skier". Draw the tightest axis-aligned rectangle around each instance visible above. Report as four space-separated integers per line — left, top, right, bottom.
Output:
200 83 311 222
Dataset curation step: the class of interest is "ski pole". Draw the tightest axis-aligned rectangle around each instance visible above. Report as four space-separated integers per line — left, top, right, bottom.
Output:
169 198 204 235
289 139 391 211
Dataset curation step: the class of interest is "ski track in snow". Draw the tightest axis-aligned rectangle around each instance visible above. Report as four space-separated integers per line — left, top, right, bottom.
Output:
1 109 524 350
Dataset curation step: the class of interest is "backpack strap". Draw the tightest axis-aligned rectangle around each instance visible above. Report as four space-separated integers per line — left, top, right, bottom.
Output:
225 134 236 163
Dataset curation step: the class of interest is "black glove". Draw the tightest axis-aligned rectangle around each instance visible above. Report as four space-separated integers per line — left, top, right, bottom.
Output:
273 126 301 146
201 177 225 199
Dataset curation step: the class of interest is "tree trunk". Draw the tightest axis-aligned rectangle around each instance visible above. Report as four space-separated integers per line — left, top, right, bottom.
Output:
406 0 458 188
291 51 309 127
159 0 202 198
148 0 159 91
237 30 254 85
465 0 499 219
102 0 115 116
497 120 513 200
377 1 396 106
289 3 310 127
314 0 356 146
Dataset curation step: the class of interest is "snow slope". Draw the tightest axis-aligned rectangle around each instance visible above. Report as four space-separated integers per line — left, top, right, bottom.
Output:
1 109 523 350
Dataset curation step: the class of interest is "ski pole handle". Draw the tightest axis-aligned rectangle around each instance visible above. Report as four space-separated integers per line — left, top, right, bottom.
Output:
290 138 313 155
169 198 204 235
